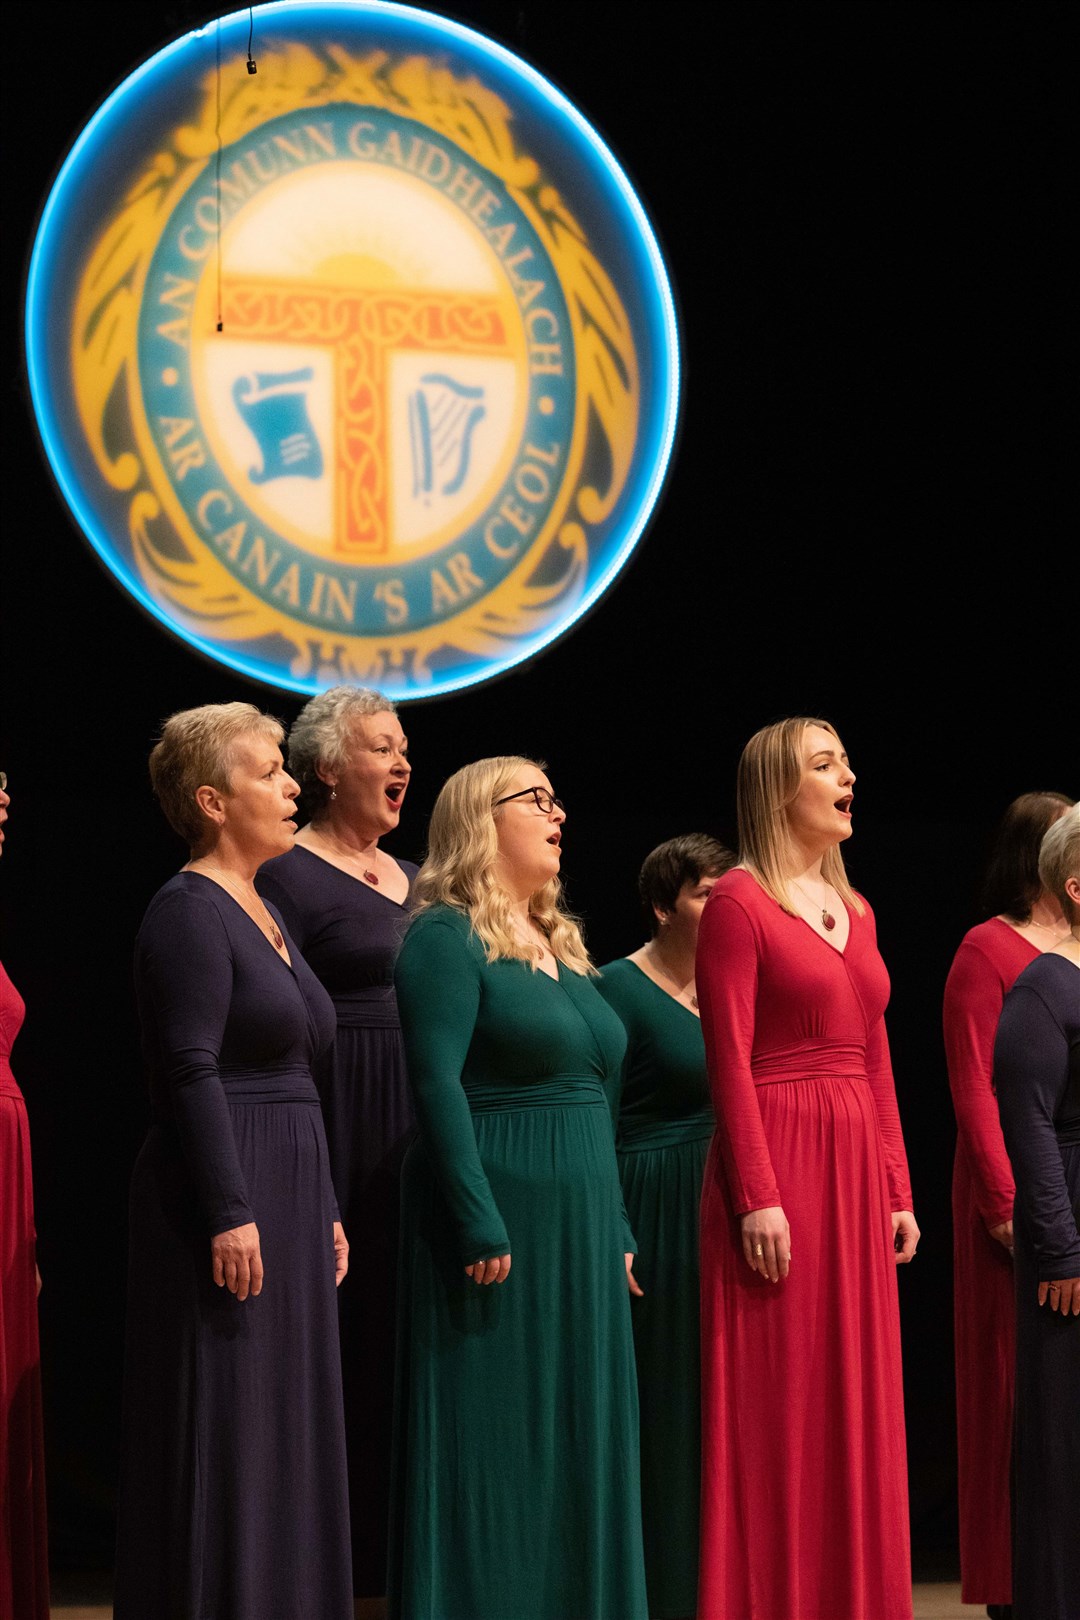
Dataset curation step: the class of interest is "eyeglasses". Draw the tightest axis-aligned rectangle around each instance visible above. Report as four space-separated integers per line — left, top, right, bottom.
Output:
493 786 565 815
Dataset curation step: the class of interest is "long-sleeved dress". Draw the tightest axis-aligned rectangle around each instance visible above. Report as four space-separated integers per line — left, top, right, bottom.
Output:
257 844 417 1597
994 952 1080 1620
597 958 711 1620
390 905 648 1620
943 917 1036 1605
114 874 352 1620
696 869 913 1620
0 961 49 1620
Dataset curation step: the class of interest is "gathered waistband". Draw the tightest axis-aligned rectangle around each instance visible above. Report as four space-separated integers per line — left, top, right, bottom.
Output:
332 988 401 1029
215 1064 321 1105
751 1040 868 1086
464 1076 608 1115
618 1113 714 1152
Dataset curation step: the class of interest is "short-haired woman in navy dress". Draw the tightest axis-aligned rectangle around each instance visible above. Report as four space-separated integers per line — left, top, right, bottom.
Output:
114 702 352 1620
994 806 1080 1620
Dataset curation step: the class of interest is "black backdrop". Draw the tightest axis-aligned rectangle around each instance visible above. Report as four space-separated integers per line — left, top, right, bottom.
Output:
1 0 1071 1581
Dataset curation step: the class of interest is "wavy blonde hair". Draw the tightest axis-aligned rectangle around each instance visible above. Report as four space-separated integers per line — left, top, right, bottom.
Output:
737 717 865 917
413 756 595 975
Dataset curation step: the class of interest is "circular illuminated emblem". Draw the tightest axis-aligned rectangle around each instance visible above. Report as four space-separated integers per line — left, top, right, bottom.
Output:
27 2 678 698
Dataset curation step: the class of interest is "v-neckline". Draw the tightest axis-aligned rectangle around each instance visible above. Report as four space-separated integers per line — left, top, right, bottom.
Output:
290 841 412 910
531 957 562 986
623 959 701 1020
185 871 297 974
990 916 1045 959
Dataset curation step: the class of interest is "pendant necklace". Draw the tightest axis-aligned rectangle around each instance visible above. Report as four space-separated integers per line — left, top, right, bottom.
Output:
314 828 379 886
793 879 837 932
357 851 379 885
193 864 285 950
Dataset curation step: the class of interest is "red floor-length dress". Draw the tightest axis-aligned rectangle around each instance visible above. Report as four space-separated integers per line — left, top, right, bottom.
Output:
0 961 49 1620
943 918 1036 1607
697 870 913 1620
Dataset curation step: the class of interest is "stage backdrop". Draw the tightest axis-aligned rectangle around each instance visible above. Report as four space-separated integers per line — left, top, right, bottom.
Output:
1 0 1070 1580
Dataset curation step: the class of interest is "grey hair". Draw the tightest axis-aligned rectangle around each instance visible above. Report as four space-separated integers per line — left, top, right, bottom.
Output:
287 686 397 816
1038 805 1080 924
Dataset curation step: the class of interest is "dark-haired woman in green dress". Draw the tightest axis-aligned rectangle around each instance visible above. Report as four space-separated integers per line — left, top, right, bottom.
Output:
598 834 736 1620
390 757 647 1620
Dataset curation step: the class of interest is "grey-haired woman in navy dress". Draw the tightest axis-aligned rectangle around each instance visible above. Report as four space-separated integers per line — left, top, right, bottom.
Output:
114 703 351 1620
258 686 415 1617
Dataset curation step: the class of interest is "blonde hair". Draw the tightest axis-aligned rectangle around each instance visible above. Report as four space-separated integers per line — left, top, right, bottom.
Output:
736 716 864 916
287 685 396 816
1038 805 1080 925
149 702 284 849
413 756 594 975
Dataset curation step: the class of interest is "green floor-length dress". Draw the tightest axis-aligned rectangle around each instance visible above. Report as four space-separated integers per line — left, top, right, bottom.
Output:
390 906 648 1620
597 958 712 1620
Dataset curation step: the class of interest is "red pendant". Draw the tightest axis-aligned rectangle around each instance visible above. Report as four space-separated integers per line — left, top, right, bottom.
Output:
364 869 379 885
822 910 836 931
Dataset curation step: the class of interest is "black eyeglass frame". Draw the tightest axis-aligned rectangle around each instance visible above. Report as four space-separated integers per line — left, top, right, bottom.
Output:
492 786 565 815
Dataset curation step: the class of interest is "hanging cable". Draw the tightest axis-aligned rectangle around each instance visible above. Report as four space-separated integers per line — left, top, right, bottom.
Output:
215 18 224 331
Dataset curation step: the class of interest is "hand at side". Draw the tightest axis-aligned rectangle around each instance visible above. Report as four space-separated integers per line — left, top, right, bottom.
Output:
211 1222 263 1301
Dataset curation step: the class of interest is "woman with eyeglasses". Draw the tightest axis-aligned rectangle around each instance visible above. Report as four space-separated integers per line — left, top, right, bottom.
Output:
696 718 918 1620
0 771 51 1620
388 758 647 1620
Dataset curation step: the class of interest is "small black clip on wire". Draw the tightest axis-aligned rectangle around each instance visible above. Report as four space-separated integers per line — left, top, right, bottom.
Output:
246 5 257 74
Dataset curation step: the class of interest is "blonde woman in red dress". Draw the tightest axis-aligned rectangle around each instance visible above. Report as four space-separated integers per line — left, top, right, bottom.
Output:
697 718 918 1620
0 773 49 1620
944 789 1073 1620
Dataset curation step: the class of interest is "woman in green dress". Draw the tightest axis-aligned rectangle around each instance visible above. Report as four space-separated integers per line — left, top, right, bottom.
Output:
389 756 648 1620
598 834 736 1620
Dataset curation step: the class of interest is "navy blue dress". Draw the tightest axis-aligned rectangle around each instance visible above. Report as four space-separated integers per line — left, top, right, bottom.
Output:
114 874 351 1620
994 953 1080 1620
258 845 417 1596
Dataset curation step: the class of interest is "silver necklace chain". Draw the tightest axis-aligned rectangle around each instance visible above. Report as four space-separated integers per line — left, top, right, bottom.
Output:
646 944 698 1006
1026 915 1069 940
193 864 285 950
311 828 381 873
791 878 837 927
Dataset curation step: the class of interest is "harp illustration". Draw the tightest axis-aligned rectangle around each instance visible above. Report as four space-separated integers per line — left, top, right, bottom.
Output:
409 373 487 502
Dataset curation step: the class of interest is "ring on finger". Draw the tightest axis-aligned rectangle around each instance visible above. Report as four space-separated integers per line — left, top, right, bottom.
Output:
754 1243 764 1258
